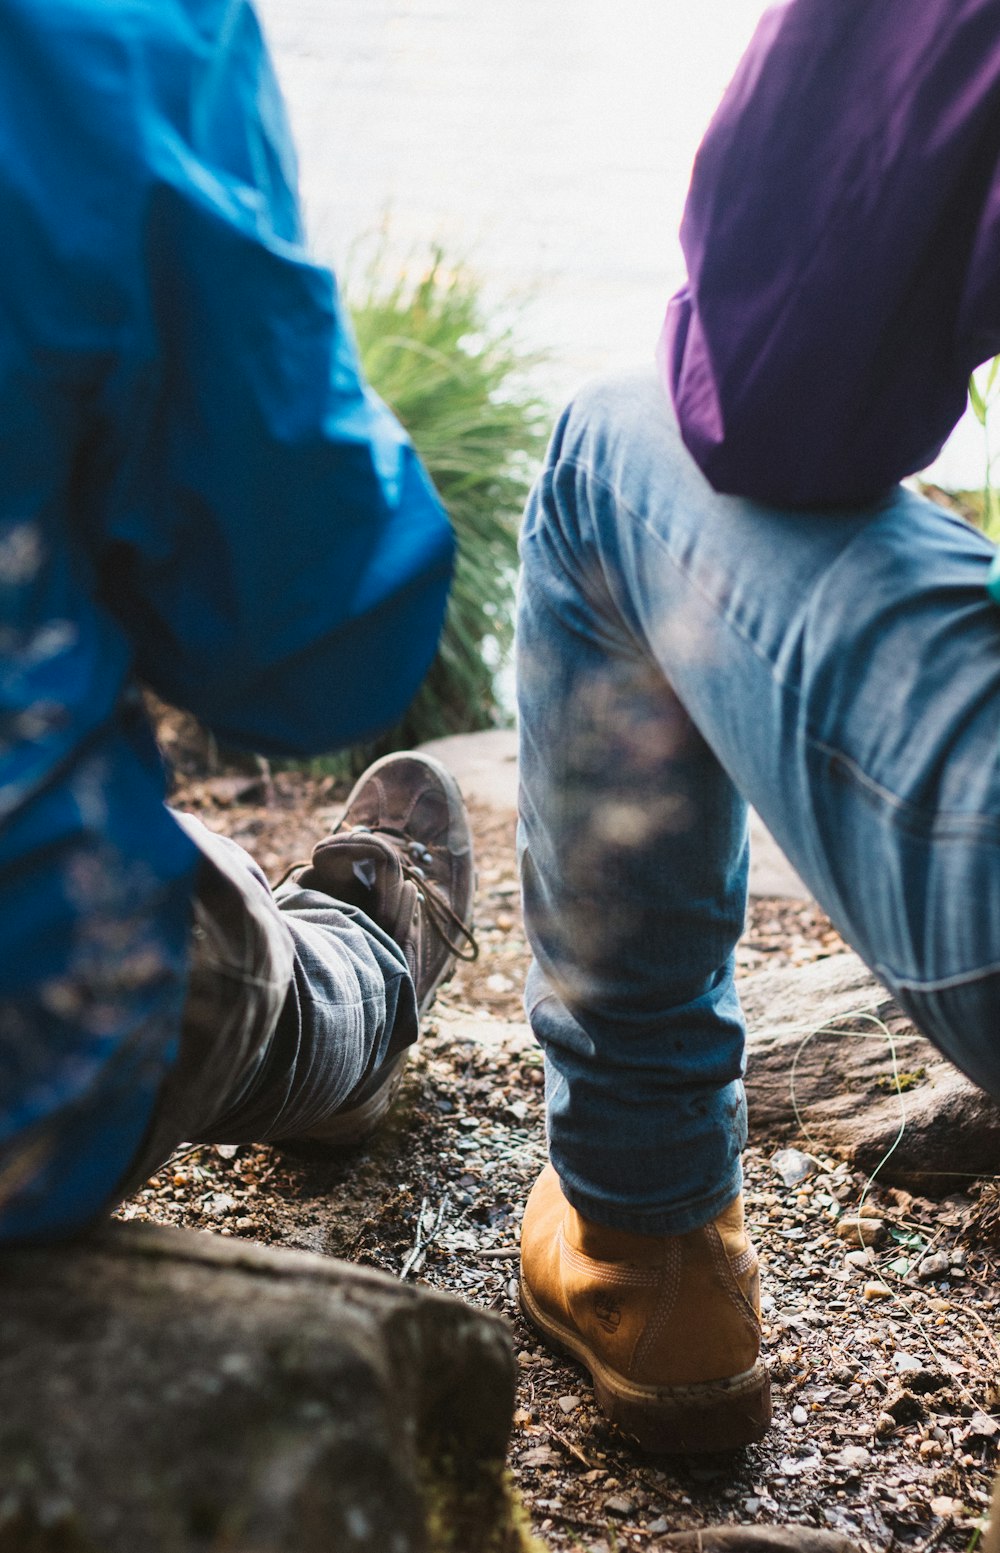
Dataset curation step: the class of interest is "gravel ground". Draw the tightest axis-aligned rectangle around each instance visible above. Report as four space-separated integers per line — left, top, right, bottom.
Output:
120 747 1000 1553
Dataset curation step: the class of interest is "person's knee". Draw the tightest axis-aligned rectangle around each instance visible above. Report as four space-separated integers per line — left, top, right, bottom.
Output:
554 368 675 478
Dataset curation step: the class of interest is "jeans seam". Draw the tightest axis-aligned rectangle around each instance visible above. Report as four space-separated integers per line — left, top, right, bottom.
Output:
561 454 1000 842
878 959 1000 993
816 740 1000 840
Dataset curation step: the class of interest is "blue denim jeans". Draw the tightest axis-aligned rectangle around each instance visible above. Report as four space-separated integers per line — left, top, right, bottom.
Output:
516 369 1000 1236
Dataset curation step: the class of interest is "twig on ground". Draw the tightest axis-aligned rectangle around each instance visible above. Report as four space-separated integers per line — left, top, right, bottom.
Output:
547 1427 597 1471
165 1144 205 1170
400 1191 451 1280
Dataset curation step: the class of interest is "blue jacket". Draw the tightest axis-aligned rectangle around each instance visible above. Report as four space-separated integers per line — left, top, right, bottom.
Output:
0 0 453 1239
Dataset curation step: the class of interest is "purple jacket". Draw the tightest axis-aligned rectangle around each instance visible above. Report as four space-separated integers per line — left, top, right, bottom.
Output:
662 0 1000 508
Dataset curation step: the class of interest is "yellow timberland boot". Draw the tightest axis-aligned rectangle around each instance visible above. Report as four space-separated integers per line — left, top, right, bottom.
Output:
519 1164 770 1452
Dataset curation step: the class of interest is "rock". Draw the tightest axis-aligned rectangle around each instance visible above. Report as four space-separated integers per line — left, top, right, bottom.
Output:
0 1222 521 1553
907 1370 951 1395
747 810 810 899
792 1405 809 1425
658 1530 862 1553
885 1390 926 1424
917 1252 951 1280
844 1249 875 1270
419 729 520 813
521 1446 558 1468
863 1280 893 1301
604 1494 637 1518
771 1148 819 1188
835 1217 884 1247
891 1352 923 1375
741 953 1000 1191
829 1446 872 1472
965 1411 1000 1442
557 1395 581 1414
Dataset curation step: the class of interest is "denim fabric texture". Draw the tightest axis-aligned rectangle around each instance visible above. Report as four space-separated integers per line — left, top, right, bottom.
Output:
517 369 1000 1237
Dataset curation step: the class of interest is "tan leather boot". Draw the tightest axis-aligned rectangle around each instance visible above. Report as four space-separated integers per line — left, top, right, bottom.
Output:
519 1164 770 1452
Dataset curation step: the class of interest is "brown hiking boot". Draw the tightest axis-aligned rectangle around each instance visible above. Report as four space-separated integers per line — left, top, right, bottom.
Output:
519 1164 770 1453
298 750 477 1015
289 750 477 1143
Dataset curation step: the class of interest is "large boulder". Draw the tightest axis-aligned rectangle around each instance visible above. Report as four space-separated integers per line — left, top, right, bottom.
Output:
741 953 1000 1190
0 1222 531 1553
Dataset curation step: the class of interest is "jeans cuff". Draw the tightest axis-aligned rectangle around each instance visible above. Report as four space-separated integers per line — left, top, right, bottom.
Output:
552 1156 744 1237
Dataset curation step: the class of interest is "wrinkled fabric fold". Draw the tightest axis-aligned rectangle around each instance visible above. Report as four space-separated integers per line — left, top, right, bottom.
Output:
662 0 1000 508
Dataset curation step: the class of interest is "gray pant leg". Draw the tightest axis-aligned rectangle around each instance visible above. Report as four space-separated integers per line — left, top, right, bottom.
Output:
117 814 417 1195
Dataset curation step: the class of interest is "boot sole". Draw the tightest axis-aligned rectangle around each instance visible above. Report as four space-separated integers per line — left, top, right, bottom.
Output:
519 1276 771 1453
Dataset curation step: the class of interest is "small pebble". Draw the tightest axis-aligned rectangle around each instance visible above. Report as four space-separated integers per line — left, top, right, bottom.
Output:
917 1252 951 1280
792 1404 809 1425
604 1495 636 1518
521 1445 557 1468
836 1217 883 1246
647 1518 670 1535
844 1248 875 1270
930 1496 962 1517
557 1394 580 1414
892 1351 923 1374
863 1280 893 1301
830 1445 872 1471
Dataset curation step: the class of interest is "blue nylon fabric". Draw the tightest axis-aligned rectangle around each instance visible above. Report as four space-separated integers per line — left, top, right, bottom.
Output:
0 0 453 1239
662 0 1000 509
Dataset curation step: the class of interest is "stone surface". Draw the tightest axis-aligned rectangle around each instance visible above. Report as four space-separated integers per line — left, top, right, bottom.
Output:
420 730 520 815
659 1530 860 1553
420 729 810 899
741 953 1000 1190
747 809 809 900
0 1222 524 1553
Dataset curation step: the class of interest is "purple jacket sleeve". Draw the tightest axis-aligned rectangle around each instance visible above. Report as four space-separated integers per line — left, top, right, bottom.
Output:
662 0 1000 508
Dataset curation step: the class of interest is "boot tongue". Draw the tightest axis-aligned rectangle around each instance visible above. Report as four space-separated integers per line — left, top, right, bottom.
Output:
307 832 412 936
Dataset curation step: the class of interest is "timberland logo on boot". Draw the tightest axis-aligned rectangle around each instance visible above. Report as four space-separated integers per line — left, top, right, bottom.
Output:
593 1296 621 1332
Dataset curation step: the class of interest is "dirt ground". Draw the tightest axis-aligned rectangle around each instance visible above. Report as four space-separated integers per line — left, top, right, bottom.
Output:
120 742 1000 1553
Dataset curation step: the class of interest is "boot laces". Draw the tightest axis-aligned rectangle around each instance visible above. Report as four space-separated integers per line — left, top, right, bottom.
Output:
274 824 479 963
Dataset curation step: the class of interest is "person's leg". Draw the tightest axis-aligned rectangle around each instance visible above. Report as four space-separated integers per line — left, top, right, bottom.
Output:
516 368 1000 1448
116 752 474 1197
519 367 1000 1233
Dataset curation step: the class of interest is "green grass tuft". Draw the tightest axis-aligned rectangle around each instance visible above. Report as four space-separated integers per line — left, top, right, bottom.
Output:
342 249 549 769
